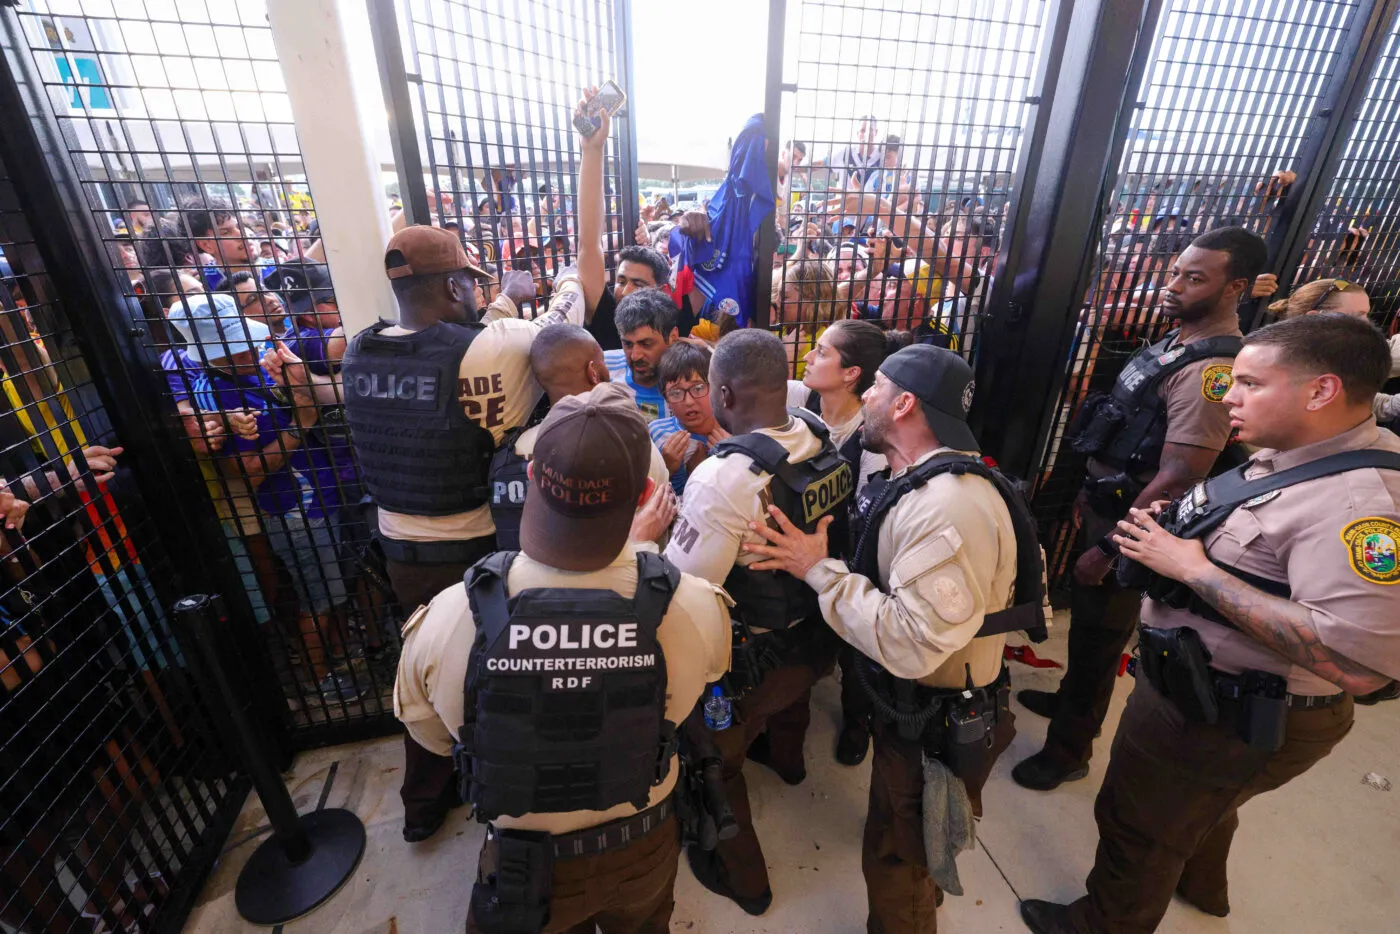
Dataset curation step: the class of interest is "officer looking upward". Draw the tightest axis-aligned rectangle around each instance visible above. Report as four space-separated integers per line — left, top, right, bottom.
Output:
664 329 853 915
745 345 1047 933
488 325 672 551
1021 313 1400 933
393 384 730 933
1013 226 1266 791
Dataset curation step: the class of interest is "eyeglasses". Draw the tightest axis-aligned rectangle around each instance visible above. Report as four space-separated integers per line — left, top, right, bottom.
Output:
1309 279 1350 312
663 381 710 403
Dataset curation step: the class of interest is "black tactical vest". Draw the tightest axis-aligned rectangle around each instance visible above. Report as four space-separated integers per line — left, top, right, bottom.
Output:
1069 329 1242 475
456 550 680 821
487 427 531 551
714 408 854 630
341 321 495 517
1123 449 1400 628
850 452 1048 643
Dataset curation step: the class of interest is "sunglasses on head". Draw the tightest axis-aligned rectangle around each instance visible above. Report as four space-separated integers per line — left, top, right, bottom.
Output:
1309 279 1350 312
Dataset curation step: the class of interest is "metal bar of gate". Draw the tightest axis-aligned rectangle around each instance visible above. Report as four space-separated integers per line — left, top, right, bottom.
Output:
370 0 432 227
612 0 640 261
752 0 787 332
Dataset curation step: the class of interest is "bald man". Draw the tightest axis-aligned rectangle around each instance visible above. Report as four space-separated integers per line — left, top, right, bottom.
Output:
488 324 671 549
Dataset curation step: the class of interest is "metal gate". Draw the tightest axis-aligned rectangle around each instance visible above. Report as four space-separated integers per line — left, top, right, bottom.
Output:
0 90 246 934
769 0 1055 371
1 0 403 745
1029 0 1397 588
375 0 637 308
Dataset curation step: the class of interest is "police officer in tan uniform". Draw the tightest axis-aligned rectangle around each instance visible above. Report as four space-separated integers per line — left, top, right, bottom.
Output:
1014 226 1268 791
394 384 730 933
746 345 1046 933
663 329 853 915
488 327 671 550
1021 313 1400 934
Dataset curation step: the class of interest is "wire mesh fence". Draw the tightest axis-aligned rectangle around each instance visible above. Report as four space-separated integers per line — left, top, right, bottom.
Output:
1293 14 1400 334
1029 0 1367 589
0 142 245 933
400 0 632 336
9 0 402 739
771 0 1049 375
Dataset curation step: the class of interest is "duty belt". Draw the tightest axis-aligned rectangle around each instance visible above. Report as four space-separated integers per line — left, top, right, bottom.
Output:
374 530 492 565
1211 670 1347 711
511 797 674 861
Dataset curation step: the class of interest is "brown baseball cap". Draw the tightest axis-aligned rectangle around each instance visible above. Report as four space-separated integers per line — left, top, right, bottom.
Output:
383 224 493 281
520 383 653 572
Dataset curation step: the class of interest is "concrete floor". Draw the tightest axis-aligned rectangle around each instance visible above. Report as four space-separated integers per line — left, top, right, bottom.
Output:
188 617 1400 932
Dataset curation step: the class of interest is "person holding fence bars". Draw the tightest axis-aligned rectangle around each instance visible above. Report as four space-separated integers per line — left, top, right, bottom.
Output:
1021 313 1400 934
1011 226 1266 792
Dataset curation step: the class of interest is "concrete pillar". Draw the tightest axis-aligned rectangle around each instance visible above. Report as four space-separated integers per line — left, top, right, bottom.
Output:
267 0 395 334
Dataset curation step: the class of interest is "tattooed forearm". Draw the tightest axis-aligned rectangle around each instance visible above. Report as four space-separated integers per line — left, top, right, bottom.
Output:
1184 564 1389 695
536 286 583 328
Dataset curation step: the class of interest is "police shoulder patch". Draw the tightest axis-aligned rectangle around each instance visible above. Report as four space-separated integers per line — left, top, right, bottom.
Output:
1200 363 1233 403
1341 517 1400 585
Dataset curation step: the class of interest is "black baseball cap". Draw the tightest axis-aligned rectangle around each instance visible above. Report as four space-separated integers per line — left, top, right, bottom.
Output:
266 263 335 318
878 344 979 451
520 383 652 572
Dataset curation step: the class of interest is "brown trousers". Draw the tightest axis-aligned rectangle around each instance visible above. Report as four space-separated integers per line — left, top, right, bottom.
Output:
863 700 1015 934
708 626 840 899
1064 678 1354 933
387 545 494 829
466 816 680 934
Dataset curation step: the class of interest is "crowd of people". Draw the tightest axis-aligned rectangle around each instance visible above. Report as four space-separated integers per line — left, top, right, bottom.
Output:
17 80 1396 934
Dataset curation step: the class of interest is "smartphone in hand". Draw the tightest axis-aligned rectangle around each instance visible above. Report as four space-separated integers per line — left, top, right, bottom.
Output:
575 79 627 139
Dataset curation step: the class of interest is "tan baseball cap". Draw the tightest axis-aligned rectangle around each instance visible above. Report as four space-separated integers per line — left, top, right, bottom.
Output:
519 382 653 572
383 224 493 281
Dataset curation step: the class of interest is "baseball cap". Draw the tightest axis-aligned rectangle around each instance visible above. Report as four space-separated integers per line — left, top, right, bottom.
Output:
167 292 271 365
519 382 653 572
383 224 492 282
878 344 979 452
265 263 335 318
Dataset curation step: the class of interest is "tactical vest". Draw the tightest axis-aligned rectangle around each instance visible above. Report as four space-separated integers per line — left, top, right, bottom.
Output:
714 408 854 631
455 550 680 821
487 427 531 552
341 321 495 517
850 452 1049 644
1069 329 1242 475
1125 449 1400 629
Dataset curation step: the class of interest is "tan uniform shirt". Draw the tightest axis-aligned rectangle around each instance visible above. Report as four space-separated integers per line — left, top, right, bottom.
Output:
1143 419 1400 693
393 543 732 834
805 448 1018 688
663 416 825 592
377 284 587 543
786 381 888 494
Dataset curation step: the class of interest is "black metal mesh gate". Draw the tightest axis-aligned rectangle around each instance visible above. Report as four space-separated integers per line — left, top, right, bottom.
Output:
6 0 401 743
771 0 1051 372
1029 0 1378 588
0 122 244 934
391 0 635 308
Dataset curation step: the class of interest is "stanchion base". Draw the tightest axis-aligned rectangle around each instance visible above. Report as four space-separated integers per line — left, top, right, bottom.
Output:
235 807 366 925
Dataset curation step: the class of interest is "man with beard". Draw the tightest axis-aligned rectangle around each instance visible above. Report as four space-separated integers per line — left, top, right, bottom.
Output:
1011 226 1267 791
741 344 1039 932
605 288 680 422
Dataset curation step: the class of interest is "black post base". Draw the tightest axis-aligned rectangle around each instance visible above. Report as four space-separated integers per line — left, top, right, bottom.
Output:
235 808 367 925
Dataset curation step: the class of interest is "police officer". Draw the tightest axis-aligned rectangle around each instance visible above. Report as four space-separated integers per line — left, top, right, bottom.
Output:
1020 313 1400 933
745 345 1046 933
393 384 730 933
1013 226 1267 791
663 329 853 914
488 325 671 550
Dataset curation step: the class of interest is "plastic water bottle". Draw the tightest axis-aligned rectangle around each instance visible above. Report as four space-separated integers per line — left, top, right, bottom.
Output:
703 685 732 731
